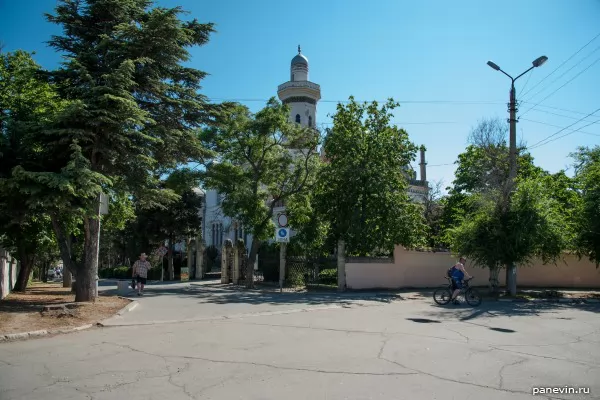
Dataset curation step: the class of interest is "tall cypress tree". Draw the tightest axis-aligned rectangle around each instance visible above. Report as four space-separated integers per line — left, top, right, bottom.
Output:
23 0 217 301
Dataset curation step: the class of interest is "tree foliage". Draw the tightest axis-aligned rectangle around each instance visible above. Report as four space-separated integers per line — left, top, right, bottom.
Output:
0 50 67 290
201 98 320 286
446 177 570 269
314 97 425 256
572 145 600 267
7 0 218 301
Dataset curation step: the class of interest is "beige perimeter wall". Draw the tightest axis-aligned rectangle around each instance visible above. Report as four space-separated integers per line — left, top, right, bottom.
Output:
345 246 600 289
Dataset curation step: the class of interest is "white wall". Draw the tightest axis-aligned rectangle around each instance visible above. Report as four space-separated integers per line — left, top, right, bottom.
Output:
0 248 18 299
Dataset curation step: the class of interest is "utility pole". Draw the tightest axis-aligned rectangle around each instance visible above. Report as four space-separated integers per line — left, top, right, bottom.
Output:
487 55 548 296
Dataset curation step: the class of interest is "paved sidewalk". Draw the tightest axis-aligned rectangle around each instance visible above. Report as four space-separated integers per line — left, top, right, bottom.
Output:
100 280 404 326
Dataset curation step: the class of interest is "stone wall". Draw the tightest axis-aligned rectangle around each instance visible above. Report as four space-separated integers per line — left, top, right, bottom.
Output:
345 246 600 290
0 248 19 299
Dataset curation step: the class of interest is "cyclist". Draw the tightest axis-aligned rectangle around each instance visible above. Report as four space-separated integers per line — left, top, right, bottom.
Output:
450 257 471 304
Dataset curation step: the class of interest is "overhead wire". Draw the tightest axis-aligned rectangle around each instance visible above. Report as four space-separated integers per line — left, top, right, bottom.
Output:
520 31 600 98
520 55 600 118
520 118 600 137
522 44 600 103
527 107 600 149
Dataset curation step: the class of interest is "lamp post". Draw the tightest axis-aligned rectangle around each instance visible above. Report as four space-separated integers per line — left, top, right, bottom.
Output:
486 55 548 296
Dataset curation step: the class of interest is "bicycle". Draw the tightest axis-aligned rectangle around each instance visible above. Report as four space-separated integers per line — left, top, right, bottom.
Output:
433 276 482 306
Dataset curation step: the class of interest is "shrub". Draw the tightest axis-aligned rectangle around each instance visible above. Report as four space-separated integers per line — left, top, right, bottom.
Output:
147 266 162 280
318 268 337 284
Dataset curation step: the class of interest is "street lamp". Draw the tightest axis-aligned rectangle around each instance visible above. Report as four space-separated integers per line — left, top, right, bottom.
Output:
486 55 548 295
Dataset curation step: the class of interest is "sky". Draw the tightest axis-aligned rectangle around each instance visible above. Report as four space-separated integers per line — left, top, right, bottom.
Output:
1 0 599 190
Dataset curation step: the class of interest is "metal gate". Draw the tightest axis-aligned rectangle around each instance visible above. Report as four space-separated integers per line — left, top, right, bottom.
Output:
285 255 337 290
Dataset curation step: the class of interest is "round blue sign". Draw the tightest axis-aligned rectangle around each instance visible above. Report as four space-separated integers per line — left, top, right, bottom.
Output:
278 228 287 237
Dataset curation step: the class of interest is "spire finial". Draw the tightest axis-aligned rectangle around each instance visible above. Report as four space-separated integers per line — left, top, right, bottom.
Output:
298 44 301 54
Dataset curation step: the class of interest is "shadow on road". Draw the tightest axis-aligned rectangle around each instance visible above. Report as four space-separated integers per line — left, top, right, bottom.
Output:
425 300 600 321
103 282 404 307
406 318 441 324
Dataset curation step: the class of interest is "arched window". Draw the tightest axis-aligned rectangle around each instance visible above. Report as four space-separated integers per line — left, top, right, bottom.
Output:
291 73 295 81
295 114 301 124
308 116 312 127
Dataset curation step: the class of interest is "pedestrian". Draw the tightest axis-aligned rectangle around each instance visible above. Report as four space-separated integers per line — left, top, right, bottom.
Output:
132 252 151 296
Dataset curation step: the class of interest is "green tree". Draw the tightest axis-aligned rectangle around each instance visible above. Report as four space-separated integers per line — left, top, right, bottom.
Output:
0 50 66 291
572 145 600 267
135 169 204 280
314 97 425 285
14 1 218 301
441 118 552 292
202 99 320 287
446 177 570 293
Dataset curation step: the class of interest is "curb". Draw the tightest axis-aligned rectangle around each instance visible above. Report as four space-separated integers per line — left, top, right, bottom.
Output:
497 298 600 304
0 299 137 343
116 299 138 316
0 324 94 343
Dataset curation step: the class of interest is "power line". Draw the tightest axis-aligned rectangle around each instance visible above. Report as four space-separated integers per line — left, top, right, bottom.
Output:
521 31 600 98
521 118 600 137
318 121 461 126
523 44 600 103
520 56 600 118
519 102 593 116
518 69 534 98
208 97 505 105
528 107 600 149
529 118 600 149
524 107 600 122
428 162 455 167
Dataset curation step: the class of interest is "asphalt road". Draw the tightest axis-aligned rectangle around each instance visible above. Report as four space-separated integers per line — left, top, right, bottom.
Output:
1 282 599 400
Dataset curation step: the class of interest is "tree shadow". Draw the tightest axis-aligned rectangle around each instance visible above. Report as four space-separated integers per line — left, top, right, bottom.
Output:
406 318 441 324
424 300 600 322
102 283 405 306
489 327 516 333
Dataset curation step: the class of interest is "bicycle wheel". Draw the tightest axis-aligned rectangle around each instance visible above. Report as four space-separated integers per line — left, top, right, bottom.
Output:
465 288 482 306
433 287 452 305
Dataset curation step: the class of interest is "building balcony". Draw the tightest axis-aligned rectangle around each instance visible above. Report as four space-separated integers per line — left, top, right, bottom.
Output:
409 179 428 187
277 81 321 93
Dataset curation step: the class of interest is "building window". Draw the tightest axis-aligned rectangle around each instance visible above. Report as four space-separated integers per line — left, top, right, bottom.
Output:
308 116 312 127
291 73 295 81
234 223 244 243
295 114 301 124
211 222 223 247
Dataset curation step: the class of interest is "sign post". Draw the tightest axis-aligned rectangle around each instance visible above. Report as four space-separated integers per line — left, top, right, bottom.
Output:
275 227 289 292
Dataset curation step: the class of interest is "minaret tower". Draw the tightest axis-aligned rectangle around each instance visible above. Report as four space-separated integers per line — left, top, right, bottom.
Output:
277 45 321 128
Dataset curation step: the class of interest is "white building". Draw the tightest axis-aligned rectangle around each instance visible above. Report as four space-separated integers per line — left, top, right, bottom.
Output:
201 47 428 252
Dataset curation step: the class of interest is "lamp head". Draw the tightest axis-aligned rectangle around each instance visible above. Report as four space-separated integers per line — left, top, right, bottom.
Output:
487 61 501 71
532 55 548 67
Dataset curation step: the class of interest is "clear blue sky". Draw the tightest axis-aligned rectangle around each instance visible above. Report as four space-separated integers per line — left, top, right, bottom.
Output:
1 0 599 189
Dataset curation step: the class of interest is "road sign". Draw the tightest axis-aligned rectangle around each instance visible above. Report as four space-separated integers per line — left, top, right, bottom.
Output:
277 213 288 227
156 246 168 257
275 227 290 243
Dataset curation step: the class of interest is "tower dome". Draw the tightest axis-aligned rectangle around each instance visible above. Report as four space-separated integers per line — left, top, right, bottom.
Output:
290 45 309 81
291 49 308 67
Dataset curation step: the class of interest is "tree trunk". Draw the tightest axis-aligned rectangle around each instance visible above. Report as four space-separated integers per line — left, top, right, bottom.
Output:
42 262 48 283
13 254 34 292
50 214 78 277
63 269 72 288
168 236 175 280
337 239 346 292
488 266 500 295
77 199 102 302
505 263 517 296
246 239 260 288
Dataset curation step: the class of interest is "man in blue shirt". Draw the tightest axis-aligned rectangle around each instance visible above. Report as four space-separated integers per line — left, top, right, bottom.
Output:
450 257 472 303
